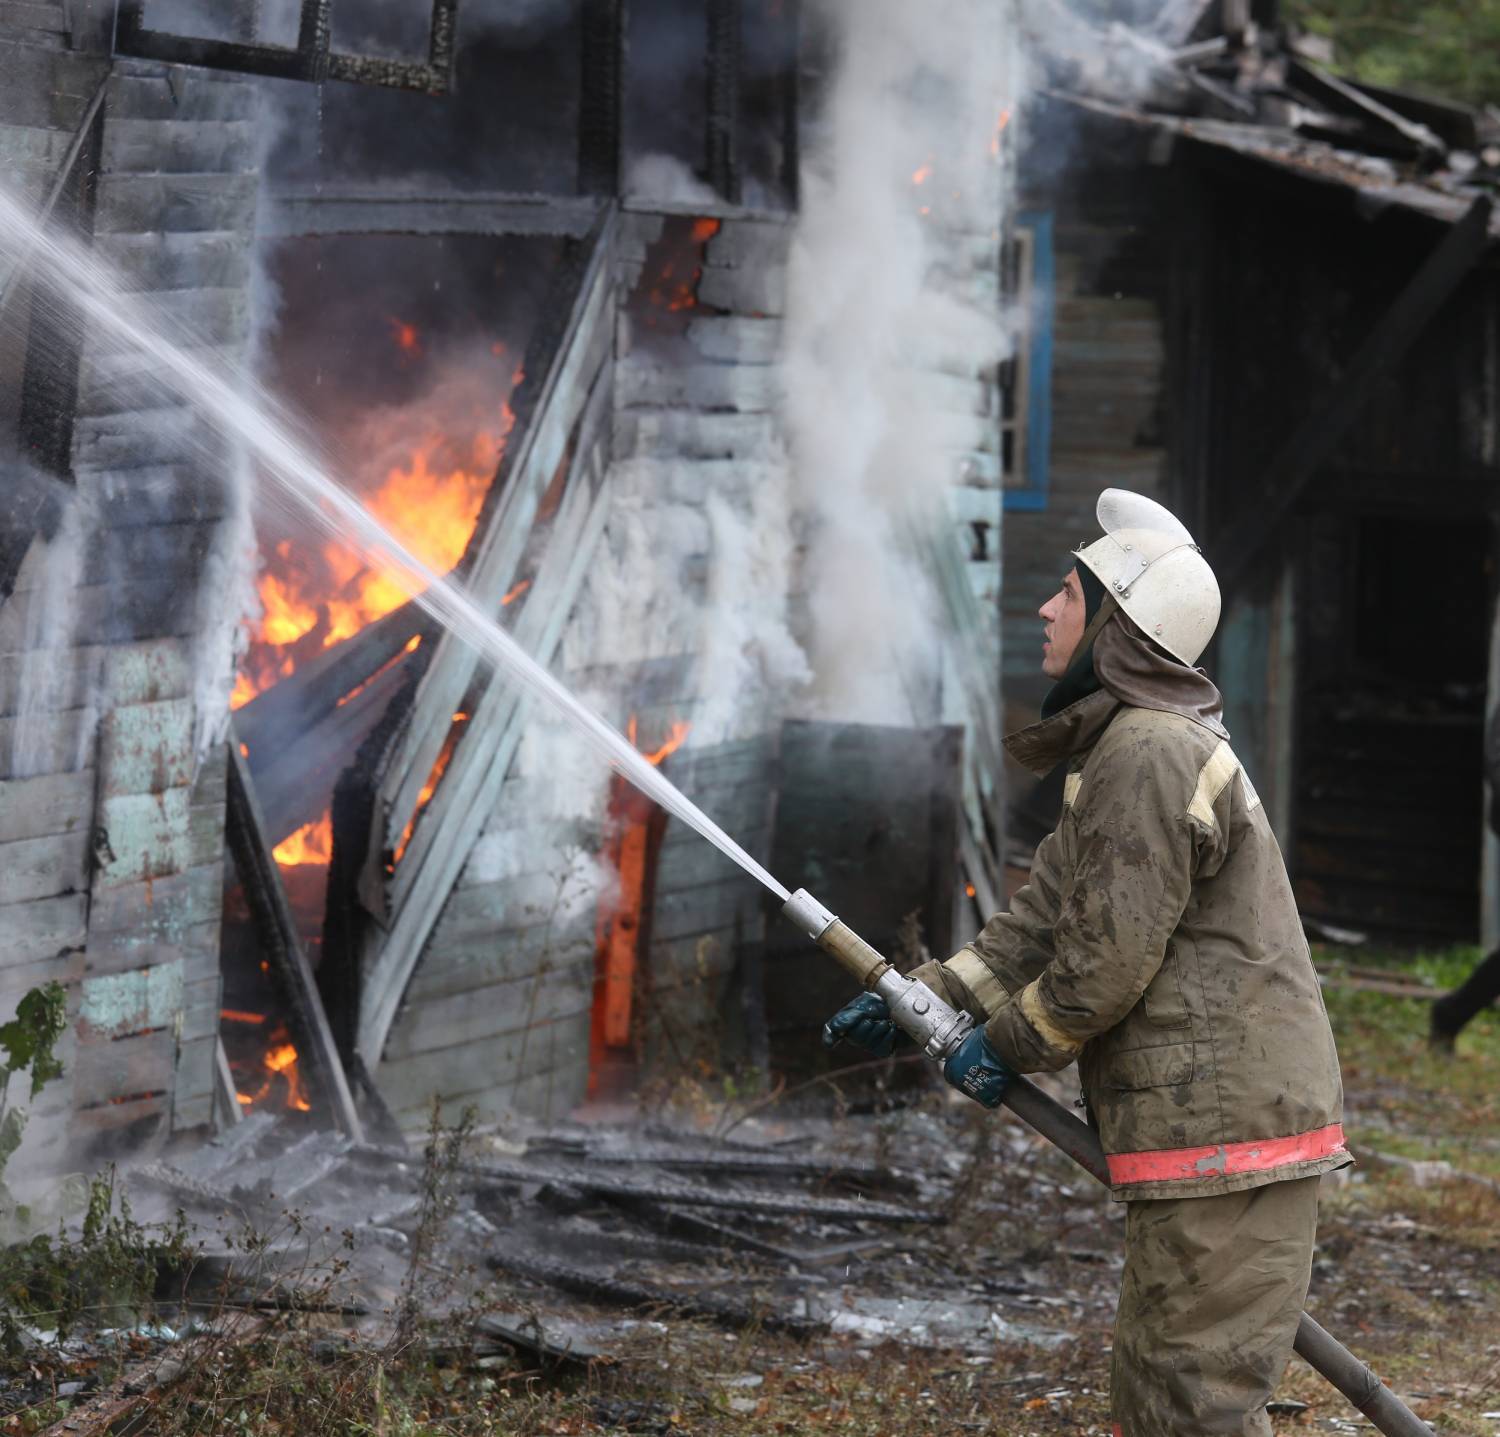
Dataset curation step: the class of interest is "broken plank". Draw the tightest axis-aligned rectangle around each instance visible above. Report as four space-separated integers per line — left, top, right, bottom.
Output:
224 734 364 1142
357 469 613 1066
374 217 617 841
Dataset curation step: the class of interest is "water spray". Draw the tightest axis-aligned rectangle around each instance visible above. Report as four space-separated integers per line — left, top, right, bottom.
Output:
0 181 1428 1437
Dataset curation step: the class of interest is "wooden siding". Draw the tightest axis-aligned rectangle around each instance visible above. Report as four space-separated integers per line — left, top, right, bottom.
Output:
0 56 257 1160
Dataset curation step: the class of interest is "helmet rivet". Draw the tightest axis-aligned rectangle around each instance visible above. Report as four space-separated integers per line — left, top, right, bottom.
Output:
1155 624 1163 635
1123 544 1132 552
1114 582 1123 591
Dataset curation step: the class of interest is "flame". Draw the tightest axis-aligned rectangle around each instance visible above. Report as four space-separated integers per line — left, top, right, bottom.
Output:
965 882 977 899
392 712 471 866
323 427 503 648
989 108 1012 158
220 1009 266 1025
646 218 722 317
389 317 421 355
234 362 522 711
501 578 531 606
274 813 332 867
235 1020 312 1113
643 721 691 767
912 161 934 186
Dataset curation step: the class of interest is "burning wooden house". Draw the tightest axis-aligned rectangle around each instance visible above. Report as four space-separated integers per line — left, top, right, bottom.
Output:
0 0 1012 1156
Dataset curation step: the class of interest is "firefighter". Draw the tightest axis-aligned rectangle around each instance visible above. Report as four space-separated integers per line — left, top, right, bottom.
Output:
825 488 1349 1436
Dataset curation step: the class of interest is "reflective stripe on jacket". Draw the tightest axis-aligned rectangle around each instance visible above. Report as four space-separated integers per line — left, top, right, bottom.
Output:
918 690 1348 1201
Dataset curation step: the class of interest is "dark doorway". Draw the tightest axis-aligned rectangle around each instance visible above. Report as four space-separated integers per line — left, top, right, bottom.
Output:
1293 512 1490 942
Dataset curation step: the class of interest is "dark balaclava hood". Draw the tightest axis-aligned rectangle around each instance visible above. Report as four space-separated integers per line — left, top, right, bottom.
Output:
1039 565 1110 719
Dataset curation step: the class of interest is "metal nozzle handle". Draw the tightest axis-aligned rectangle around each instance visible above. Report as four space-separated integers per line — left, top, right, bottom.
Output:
782 889 891 988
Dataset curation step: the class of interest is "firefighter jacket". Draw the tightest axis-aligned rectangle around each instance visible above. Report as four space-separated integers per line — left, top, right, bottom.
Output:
918 688 1348 1201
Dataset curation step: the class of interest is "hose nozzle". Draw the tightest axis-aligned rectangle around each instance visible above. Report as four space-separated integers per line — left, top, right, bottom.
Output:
782 888 893 989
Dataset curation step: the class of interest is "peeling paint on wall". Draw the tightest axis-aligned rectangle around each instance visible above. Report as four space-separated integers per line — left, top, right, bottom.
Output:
79 959 184 1037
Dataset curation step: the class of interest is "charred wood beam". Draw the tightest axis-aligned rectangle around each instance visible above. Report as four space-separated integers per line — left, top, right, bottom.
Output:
469 1161 930 1223
248 655 416 846
224 731 365 1143
1216 196 1493 600
262 190 604 240
1286 60 1445 159
487 1250 825 1336
236 601 429 770
525 1139 908 1188
578 0 626 196
705 0 742 204
114 0 459 95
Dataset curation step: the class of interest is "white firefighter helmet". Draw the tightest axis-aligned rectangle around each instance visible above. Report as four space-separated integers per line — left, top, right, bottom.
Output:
1075 489 1221 666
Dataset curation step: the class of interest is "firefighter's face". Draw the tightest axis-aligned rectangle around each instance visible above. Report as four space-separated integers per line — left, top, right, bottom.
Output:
1040 567 1086 680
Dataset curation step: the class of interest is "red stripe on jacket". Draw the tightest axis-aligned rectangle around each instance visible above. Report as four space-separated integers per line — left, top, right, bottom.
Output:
1105 1123 1347 1187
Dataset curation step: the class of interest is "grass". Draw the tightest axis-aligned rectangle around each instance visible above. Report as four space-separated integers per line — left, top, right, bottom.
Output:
1316 943 1500 1182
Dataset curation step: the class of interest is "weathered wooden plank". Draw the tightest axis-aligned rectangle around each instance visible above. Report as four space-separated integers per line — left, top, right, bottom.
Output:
92 171 259 237
406 940 596 1008
0 649 100 720
72 404 208 471
93 787 192 890
612 408 779 463
0 893 87 967
387 1054 589 1131
97 698 196 798
72 1026 176 1105
386 975 591 1062
618 313 780 365
653 830 769 895
84 915 222 982
0 121 71 173
0 769 93 845
78 957 184 1039
704 220 790 272
104 641 194 706
651 877 760 942
695 262 784 316
76 464 226 527
101 118 258 176
107 71 260 124
0 829 89 906
379 236 617 834
0 708 92 780
615 358 778 413
377 1007 593 1112
359 472 615 1067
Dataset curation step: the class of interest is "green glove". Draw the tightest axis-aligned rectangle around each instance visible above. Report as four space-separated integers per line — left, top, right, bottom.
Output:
822 992 904 1058
942 1027 1013 1108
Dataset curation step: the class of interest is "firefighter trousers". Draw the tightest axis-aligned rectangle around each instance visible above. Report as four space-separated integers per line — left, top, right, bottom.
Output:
1111 1174 1320 1436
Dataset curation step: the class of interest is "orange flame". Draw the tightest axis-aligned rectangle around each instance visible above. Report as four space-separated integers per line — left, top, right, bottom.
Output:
234 364 523 712
236 1020 312 1113
990 108 1012 158
388 317 422 355
912 161 934 186
274 813 332 867
643 721 691 767
392 712 471 866
965 882 977 899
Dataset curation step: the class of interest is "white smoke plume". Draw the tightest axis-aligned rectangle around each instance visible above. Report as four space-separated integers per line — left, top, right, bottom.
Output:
783 0 1021 724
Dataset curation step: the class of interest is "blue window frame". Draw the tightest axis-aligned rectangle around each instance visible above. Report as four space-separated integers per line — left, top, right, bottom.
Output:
1003 210 1053 513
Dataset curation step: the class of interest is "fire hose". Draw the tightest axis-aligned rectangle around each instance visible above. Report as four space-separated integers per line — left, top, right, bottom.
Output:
782 889 1429 1437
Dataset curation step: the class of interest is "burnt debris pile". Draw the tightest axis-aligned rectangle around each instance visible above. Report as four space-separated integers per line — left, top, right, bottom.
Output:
127 1103 1096 1361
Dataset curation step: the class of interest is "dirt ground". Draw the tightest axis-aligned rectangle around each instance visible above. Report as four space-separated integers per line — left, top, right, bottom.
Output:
6 945 1498 1436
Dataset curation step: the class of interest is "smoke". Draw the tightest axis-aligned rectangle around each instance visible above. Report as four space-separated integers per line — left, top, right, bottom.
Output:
624 154 718 207
781 0 1021 724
